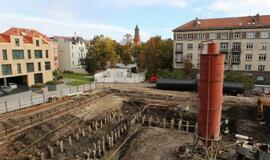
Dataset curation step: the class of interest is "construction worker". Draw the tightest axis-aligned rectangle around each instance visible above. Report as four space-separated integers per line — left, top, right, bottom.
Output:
221 118 230 135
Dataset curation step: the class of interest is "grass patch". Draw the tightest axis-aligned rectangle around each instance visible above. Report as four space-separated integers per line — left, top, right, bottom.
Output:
66 80 89 86
63 72 92 81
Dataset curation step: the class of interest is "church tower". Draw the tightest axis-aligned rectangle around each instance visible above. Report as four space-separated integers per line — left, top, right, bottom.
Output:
134 25 141 46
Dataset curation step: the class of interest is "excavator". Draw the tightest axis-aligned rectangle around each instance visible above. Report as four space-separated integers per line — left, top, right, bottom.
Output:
257 97 270 122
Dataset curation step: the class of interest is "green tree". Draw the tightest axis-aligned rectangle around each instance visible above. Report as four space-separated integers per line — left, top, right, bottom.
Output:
143 36 173 73
85 35 117 73
121 43 133 65
183 59 193 77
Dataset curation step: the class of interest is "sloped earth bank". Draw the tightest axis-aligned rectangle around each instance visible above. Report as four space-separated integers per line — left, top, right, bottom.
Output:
0 86 269 160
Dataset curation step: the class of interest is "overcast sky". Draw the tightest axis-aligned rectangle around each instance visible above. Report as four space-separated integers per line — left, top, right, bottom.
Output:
1 0 270 41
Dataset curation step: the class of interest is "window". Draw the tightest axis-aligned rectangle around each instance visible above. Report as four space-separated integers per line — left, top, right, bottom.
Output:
221 32 228 39
245 65 252 71
187 34 193 40
209 33 217 39
2 64 12 75
187 44 193 50
232 55 240 63
45 61 51 70
259 43 268 50
246 43 253 50
257 76 264 81
176 43 183 52
2 49 7 60
198 33 205 40
220 43 229 51
260 32 269 38
232 43 241 52
187 53 193 60
259 54 266 61
17 63 21 74
176 34 182 40
36 40 40 46
26 63 34 72
12 50 24 59
175 53 183 62
198 44 204 49
38 62 41 71
28 50 31 59
15 38 20 46
234 32 241 39
34 50 43 58
258 65 265 71
46 50 49 58
247 32 255 39
245 54 252 61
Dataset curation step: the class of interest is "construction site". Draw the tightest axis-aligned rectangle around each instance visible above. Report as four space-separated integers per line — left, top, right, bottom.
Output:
0 43 269 160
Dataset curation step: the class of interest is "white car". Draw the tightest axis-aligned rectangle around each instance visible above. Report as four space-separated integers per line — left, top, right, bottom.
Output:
9 83 18 89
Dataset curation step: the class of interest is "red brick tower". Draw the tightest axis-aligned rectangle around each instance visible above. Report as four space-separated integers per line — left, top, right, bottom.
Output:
134 25 141 46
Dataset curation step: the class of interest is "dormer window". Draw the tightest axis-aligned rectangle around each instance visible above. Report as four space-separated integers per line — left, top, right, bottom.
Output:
15 38 20 46
36 40 40 47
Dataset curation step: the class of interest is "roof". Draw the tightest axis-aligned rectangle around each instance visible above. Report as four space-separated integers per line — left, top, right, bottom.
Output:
0 27 51 44
0 34 10 43
173 14 270 32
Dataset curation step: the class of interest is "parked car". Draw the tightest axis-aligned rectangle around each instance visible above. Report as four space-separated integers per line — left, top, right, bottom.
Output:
0 90 5 96
0 86 12 93
9 83 18 89
149 74 158 83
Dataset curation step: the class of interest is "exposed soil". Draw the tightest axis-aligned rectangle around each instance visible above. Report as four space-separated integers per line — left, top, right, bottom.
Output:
0 83 268 160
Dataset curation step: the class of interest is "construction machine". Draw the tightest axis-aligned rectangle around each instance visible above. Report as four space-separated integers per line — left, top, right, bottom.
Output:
257 97 270 121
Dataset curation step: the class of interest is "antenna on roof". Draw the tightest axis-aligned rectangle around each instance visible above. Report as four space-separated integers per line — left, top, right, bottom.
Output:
249 9 252 16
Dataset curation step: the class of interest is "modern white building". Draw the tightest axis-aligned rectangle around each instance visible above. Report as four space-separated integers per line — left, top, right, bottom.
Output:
173 14 270 83
51 35 87 73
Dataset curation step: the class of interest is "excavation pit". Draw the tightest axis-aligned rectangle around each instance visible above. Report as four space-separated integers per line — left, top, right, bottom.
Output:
0 85 268 160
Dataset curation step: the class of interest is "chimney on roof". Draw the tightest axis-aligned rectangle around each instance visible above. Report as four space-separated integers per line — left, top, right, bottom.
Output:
195 17 201 29
74 32 77 39
252 13 260 24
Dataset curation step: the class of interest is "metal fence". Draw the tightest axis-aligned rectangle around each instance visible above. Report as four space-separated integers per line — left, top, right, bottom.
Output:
0 83 96 114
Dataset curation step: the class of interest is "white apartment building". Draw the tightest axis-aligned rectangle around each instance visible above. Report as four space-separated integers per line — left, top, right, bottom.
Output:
173 14 270 83
51 35 87 73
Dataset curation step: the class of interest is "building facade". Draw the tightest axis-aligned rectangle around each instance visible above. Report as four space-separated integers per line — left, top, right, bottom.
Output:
0 27 53 86
51 41 59 71
173 14 270 83
52 35 87 73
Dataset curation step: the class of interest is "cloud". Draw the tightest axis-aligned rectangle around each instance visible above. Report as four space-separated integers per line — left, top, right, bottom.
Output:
209 0 270 15
0 14 151 41
99 0 189 8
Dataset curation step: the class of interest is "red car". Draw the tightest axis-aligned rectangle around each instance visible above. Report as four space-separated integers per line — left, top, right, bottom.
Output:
149 74 157 83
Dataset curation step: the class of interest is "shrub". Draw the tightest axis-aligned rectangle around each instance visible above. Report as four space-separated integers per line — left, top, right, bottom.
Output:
46 80 64 85
31 84 45 89
224 71 255 89
146 69 187 80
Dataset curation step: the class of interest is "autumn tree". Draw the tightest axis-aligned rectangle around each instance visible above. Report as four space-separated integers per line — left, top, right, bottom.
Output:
143 36 173 73
85 35 117 73
183 59 194 77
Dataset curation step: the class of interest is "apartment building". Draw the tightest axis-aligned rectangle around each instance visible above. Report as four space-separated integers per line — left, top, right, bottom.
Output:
0 27 53 86
52 41 59 71
173 14 270 83
52 34 87 73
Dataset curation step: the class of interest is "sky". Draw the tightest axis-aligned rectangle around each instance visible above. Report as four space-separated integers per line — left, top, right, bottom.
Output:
1 0 270 42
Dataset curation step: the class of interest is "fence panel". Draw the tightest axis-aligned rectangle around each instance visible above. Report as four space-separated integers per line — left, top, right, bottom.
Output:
0 83 95 114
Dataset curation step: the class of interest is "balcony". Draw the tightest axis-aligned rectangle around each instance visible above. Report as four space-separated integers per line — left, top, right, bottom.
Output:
232 48 241 53
220 48 229 53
